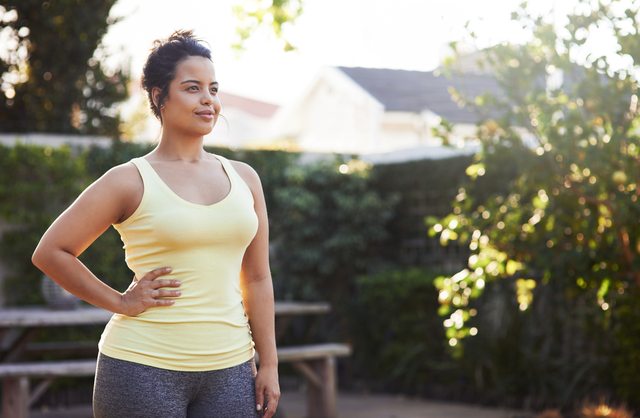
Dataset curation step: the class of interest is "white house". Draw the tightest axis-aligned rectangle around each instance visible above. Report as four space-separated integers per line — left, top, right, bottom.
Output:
205 91 279 149
265 65 502 160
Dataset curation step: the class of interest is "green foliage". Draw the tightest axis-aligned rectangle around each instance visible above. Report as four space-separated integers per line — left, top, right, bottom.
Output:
0 143 85 304
430 0 640 408
372 155 471 268
0 1 128 136
350 267 453 395
270 157 400 307
609 288 640 407
459 278 611 409
232 0 303 51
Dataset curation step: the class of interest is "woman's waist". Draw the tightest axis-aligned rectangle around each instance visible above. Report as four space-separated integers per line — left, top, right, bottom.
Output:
99 318 254 366
115 299 248 324
126 266 242 298
128 262 239 280
125 250 241 272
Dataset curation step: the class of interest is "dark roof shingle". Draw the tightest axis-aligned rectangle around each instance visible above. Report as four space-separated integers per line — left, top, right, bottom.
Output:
338 66 501 124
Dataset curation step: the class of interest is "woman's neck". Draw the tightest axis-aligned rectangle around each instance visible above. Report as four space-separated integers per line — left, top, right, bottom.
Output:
153 131 207 162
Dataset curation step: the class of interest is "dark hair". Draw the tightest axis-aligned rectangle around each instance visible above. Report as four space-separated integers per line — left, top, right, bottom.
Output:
141 30 212 120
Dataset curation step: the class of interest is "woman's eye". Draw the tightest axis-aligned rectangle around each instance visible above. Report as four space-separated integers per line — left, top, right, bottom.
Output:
188 86 198 91
210 88 218 94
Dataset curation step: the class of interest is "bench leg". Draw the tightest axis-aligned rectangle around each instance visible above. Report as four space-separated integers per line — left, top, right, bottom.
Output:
306 357 337 418
30 378 53 407
2 376 29 418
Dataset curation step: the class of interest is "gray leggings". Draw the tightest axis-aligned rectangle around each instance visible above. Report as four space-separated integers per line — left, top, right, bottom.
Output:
93 353 259 418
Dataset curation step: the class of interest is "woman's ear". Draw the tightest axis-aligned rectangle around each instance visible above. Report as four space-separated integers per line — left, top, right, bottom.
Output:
151 87 162 109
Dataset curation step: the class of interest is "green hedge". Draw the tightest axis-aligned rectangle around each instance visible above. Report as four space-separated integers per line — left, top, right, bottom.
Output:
350 267 456 396
371 156 471 269
0 144 87 304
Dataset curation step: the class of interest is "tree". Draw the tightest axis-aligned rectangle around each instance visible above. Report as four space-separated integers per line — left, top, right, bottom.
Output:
0 1 128 136
232 0 304 51
430 0 640 405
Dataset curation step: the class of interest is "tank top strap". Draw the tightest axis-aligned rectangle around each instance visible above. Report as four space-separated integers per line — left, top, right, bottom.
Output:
129 157 160 188
213 154 240 184
129 157 173 200
213 154 256 201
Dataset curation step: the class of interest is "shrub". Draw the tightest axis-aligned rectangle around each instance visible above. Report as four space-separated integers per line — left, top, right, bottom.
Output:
350 267 454 395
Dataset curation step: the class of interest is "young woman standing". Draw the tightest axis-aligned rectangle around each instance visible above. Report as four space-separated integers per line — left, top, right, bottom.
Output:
32 30 280 418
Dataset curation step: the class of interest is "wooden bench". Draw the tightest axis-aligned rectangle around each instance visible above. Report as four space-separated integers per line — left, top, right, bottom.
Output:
1 343 351 418
265 343 352 418
0 359 96 418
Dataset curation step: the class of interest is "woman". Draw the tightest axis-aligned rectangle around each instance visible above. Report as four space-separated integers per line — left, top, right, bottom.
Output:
32 30 280 418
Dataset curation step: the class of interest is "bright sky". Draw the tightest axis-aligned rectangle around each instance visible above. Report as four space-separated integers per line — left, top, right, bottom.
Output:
102 0 576 105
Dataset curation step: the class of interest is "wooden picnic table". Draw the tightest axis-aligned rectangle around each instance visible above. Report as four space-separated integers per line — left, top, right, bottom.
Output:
0 301 330 326
0 301 349 418
0 302 331 362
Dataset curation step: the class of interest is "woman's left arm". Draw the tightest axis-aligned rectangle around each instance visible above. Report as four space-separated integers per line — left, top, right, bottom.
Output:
234 161 280 418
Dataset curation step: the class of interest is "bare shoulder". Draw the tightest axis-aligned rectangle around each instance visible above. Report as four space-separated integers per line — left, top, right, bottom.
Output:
98 161 142 194
90 161 143 224
228 159 262 190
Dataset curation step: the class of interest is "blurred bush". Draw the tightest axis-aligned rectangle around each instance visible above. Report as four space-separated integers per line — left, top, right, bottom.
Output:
349 267 456 396
0 143 85 304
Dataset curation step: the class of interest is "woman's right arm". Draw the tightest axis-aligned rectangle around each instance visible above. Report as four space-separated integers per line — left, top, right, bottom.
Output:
31 163 180 315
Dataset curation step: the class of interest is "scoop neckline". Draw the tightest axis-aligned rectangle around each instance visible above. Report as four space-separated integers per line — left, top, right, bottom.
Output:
139 154 233 208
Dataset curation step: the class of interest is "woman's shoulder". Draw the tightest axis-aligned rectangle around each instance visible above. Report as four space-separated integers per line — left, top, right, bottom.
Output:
94 161 144 223
224 157 261 186
95 160 143 196
101 159 140 180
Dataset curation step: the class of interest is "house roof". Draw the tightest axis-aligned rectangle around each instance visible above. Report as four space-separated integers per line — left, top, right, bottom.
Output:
218 91 279 118
337 66 501 124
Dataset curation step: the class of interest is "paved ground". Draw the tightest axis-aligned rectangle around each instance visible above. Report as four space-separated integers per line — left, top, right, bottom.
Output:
278 390 532 418
30 390 533 418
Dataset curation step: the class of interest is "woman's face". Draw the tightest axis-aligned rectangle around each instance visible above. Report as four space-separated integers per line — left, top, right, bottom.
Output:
156 55 221 136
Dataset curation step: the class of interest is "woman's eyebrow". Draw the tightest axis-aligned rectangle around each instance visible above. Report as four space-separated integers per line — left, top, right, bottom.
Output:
180 80 219 86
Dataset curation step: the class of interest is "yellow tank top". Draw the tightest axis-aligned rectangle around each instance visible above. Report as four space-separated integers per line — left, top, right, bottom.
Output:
98 154 259 371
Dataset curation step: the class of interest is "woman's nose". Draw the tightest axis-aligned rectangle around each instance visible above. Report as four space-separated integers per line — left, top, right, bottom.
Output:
201 91 213 104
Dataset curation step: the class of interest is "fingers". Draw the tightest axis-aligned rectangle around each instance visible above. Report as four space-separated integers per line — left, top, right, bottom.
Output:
148 270 181 305
135 267 181 308
120 267 182 316
151 279 182 289
255 385 264 415
152 297 176 306
256 382 280 418
262 392 280 418
139 266 172 281
151 288 182 299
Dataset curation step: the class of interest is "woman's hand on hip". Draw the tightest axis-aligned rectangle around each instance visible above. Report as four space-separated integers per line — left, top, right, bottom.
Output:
255 364 280 418
118 267 181 316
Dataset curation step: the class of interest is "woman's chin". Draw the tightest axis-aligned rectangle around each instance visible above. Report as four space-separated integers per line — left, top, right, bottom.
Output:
189 126 215 137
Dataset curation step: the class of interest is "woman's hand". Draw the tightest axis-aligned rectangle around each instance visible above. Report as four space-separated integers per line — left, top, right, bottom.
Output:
255 364 280 418
118 267 181 316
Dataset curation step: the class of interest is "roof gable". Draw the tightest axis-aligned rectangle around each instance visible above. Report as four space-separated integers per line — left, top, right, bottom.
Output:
337 66 501 124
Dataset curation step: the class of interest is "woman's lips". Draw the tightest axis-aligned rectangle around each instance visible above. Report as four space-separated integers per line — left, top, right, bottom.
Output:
195 111 214 121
